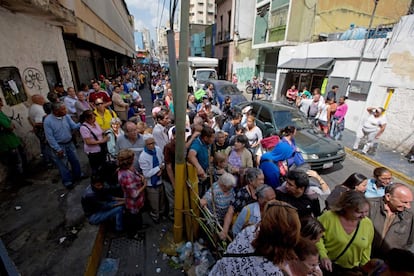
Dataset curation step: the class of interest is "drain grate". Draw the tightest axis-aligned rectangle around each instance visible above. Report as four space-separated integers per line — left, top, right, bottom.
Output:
107 233 146 275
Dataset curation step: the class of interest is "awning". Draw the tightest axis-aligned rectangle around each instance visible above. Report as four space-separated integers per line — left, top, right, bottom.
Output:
278 58 335 72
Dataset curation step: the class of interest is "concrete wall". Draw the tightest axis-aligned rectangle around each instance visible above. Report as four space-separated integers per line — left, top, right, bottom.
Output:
235 0 255 40
0 8 72 181
286 0 315 42
216 0 232 41
372 16 414 152
233 40 257 89
63 0 135 57
277 15 414 152
315 0 411 35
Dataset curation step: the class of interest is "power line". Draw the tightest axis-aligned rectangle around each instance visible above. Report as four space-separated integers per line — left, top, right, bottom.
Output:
157 0 160 29
170 0 179 29
158 0 167 30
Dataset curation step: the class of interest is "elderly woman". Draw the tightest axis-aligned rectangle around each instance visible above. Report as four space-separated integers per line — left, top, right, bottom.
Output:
326 173 368 210
220 168 265 240
200 172 237 226
225 134 253 177
209 200 301 275
316 190 374 275
117 149 147 239
232 184 275 237
106 117 124 161
79 110 109 174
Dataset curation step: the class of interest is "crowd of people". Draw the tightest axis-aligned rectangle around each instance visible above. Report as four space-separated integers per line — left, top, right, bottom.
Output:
289 84 388 156
1 63 413 275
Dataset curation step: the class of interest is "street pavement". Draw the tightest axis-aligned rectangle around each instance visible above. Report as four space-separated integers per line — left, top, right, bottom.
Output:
339 129 413 185
0 87 412 275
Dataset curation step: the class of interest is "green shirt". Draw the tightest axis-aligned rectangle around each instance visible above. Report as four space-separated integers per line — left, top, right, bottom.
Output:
0 111 21 153
316 210 374 269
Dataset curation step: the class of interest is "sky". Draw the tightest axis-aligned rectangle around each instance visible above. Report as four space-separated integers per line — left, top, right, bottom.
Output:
125 0 174 47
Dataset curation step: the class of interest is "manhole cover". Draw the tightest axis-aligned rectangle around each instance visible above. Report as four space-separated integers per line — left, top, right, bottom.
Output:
107 233 146 275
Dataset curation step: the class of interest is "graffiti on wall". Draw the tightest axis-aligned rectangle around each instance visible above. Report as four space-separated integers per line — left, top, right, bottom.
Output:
23 67 45 92
7 109 23 127
233 58 256 84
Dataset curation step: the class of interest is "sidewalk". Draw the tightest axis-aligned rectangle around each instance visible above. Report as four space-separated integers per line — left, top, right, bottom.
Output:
340 129 414 185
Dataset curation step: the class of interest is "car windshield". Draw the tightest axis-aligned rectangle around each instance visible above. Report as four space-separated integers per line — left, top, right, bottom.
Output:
273 110 310 130
219 85 240 95
196 71 217 81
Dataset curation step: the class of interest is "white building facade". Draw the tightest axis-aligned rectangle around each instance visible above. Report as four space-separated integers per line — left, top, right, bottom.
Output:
276 15 414 152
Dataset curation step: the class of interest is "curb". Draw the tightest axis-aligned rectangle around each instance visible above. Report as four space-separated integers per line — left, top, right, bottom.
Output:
84 225 105 276
345 147 414 186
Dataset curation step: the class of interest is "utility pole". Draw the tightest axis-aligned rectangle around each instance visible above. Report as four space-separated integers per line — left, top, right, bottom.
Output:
167 29 178 102
354 0 379 80
173 0 189 243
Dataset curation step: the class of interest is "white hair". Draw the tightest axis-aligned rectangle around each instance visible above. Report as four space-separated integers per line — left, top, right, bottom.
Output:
219 172 237 188
143 134 154 142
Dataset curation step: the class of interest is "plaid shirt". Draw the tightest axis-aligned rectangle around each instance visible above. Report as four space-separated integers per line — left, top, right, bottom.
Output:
118 168 145 214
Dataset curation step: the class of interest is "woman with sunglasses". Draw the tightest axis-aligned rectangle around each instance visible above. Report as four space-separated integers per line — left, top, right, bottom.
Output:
210 200 300 275
364 167 393 198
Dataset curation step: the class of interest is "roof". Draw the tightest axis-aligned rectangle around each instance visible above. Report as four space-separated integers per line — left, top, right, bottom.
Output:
278 58 335 72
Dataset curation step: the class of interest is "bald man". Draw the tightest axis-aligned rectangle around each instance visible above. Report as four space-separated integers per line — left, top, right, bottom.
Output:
368 183 414 258
28 94 51 165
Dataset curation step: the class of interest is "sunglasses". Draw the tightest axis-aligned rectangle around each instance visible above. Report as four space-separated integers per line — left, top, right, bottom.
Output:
95 102 104 106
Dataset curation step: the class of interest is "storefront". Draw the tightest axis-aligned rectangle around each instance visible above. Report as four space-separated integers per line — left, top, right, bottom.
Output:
276 58 335 97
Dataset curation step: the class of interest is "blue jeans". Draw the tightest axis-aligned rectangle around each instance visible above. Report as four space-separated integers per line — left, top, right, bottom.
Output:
88 205 124 231
50 142 81 187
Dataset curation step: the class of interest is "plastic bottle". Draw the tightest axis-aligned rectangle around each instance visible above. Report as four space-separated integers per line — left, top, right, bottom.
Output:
195 251 211 276
182 242 193 270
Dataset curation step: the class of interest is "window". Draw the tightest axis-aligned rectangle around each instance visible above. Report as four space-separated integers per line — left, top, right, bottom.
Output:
254 3 270 44
273 110 309 130
228 10 231 32
259 108 272 124
219 85 239 95
0 67 27 106
42 62 61 93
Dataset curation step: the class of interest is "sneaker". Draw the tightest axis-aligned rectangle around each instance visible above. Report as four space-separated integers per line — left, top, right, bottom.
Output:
409 156 414 163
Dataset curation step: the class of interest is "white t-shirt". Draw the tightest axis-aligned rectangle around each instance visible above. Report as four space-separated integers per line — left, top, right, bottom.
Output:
362 114 387 132
28 103 46 124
